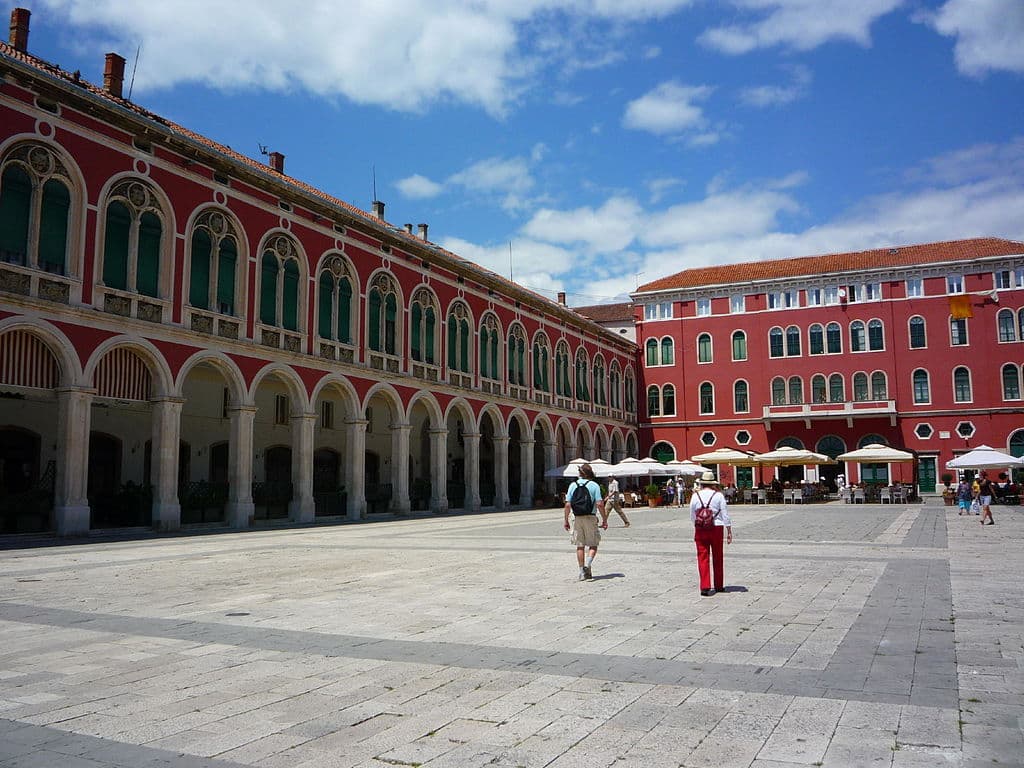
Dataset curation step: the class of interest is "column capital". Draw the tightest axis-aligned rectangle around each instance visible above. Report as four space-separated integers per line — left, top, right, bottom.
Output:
492 435 510 444
428 428 449 437
227 404 258 416
290 411 319 423
56 385 96 396
150 396 187 407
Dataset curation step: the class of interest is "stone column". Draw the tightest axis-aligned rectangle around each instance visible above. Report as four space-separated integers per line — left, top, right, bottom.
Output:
520 438 535 507
493 435 510 511
289 412 317 523
54 386 93 536
391 422 411 515
463 431 481 512
544 440 558 495
345 418 367 519
226 405 256 528
150 397 184 531
428 428 449 513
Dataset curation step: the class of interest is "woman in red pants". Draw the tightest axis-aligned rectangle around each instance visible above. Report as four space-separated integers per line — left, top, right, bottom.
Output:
689 470 733 596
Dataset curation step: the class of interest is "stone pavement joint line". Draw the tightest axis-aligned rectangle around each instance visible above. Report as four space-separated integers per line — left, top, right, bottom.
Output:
0 500 1020 767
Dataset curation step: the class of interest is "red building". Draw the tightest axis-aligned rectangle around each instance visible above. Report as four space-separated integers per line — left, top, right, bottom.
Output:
0 8 638 535
633 238 1024 493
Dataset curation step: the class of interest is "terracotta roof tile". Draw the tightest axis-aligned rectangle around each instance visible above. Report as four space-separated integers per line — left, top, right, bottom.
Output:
573 302 634 322
637 238 1024 293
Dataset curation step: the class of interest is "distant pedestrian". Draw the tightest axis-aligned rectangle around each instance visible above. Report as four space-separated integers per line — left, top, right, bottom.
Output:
563 463 607 580
606 476 630 527
690 470 732 596
978 471 995 525
956 480 971 515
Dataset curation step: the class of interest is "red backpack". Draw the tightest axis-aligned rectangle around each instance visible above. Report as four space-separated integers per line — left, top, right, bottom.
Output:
694 491 720 528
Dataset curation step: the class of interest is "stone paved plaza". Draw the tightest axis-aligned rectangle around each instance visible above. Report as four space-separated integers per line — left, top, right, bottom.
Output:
0 499 1021 767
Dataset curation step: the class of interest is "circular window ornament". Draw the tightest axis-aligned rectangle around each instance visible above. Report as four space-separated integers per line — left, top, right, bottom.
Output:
133 158 150 176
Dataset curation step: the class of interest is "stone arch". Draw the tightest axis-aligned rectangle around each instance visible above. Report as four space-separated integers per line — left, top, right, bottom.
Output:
174 349 247 405
85 335 174 399
248 362 309 411
0 316 80 387
575 421 594 458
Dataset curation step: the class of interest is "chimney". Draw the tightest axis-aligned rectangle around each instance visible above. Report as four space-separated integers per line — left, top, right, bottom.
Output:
557 291 566 306
417 223 428 241
403 223 413 234
103 53 126 98
9 8 29 52
372 200 385 219
268 151 285 173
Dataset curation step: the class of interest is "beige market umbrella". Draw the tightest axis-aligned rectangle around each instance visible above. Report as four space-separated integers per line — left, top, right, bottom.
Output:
838 443 915 463
666 459 705 475
690 447 761 466
754 446 832 466
946 445 1023 471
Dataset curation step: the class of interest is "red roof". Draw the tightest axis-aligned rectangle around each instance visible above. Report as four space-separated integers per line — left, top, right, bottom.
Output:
573 302 634 322
637 238 1024 293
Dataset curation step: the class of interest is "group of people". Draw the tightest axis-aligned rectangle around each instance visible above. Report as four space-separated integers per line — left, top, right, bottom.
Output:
563 464 732 594
955 471 996 525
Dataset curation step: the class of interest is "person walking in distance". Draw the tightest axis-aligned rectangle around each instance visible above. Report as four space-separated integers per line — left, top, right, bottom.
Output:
978 471 995 525
563 463 607 580
605 475 630 527
690 470 732 596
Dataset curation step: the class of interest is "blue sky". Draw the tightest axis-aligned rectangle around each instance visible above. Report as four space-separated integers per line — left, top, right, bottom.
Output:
19 0 1024 305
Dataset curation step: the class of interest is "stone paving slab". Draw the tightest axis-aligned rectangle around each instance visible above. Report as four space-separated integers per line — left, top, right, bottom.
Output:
0 500 1021 767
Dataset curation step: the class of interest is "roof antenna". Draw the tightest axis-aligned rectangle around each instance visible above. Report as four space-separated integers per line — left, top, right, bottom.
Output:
509 241 513 282
258 143 268 156
372 164 377 202
127 43 141 101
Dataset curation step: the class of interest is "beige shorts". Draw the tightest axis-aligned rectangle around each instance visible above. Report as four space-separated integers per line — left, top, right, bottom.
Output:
571 514 601 548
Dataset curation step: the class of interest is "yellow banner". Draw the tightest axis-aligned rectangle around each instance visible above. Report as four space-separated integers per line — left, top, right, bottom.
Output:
949 294 973 319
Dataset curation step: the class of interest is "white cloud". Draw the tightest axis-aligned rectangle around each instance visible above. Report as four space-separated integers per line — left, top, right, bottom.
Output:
440 236 576 298
522 197 645 253
700 0 904 54
622 81 713 136
39 0 698 116
739 65 812 107
922 0 1024 77
646 177 683 203
395 174 444 199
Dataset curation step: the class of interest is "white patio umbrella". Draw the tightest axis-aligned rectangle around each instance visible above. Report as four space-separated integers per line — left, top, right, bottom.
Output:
754 446 832 466
837 443 915 463
544 458 615 478
690 447 761 466
606 456 675 478
946 445 1024 471
666 459 706 475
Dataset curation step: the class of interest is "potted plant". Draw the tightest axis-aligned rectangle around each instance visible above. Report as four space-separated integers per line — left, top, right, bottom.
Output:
645 482 661 507
940 473 955 505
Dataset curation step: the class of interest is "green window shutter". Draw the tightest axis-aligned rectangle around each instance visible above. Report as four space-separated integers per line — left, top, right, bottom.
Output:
0 165 31 265
411 303 422 360
318 272 334 338
137 211 161 297
490 330 498 380
517 340 525 385
260 253 278 325
39 178 70 274
460 319 470 373
447 315 457 368
337 277 351 343
480 331 488 377
282 260 299 331
424 307 435 363
216 237 237 314
384 293 397 354
189 229 212 309
532 344 540 387
542 349 549 391
103 201 131 290
368 288 381 351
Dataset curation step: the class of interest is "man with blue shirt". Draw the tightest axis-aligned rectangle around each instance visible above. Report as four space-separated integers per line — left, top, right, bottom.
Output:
563 463 607 580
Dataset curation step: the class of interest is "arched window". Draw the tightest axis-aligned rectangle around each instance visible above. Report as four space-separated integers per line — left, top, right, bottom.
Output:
1003 364 1021 400
647 384 660 417
367 273 398 354
868 319 884 351
478 314 500 379
853 372 868 401
660 337 674 366
785 325 801 356
953 366 972 402
574 349 590 401
850 320 866 352
102 179 164 297
997 309 1016 342
645 338 658 366
447 302 472 373
809 324 824 355
912 369 930 404
410 288 438 364
811 374 826 403
0 142 73 275
1019 309 1024 342
317 255 354 344
771 376 786 405
699 382 713 414
829 374 844 402
777 436 804 450
258 234 301 331
533 335 551 392
507 323 526 386
624 372 636 413
733 380 748 413
663 383 676 416
592 356 607 406
609 363 621 409
769 327 784 358
826 322 842 353
697 333 712 363
816 435 847 461
909 316 926 348
189 209 239 316
555 342 571 397
787 376 802 404
871 371 887 400
731 330 747 361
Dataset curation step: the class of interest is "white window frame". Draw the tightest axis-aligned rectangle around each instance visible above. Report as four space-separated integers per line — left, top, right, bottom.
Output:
696 298 711 317
947 275 964 294
1015 267 1024 288
864 283 882 301
995 270 1012 290
806 288 822 307
906 277 923 298
950 317 969 346
730 294 745 314
823 286 839 305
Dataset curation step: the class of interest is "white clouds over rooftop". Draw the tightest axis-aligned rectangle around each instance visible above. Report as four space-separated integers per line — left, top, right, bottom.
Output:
622 81 713 137
923 0 1024 77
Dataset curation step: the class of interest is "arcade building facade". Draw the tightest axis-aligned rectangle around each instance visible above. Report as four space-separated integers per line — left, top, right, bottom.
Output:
0 9 639 536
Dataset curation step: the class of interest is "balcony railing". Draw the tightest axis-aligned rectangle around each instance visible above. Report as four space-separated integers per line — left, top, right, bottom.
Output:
763 399 897 426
